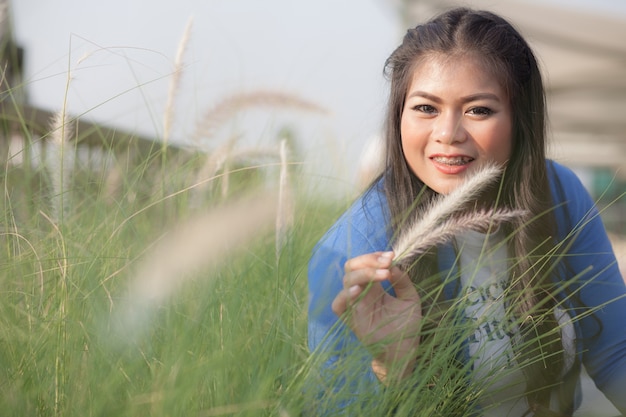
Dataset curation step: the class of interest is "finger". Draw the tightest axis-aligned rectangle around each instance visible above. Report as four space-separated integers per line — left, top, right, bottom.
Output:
331 285 362 316
343 251 395 290
388 267 420 303
343 267 390 289
344 251 394 274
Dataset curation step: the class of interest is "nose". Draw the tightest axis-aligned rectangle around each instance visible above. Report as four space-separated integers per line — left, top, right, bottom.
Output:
433 113 466 144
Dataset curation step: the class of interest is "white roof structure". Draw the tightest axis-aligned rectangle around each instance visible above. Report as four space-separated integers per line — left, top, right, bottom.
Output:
392 0 626 177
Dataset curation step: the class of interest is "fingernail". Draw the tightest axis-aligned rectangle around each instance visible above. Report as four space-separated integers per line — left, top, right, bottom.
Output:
375 269 388 278
349 285 360 296
378 251 394 263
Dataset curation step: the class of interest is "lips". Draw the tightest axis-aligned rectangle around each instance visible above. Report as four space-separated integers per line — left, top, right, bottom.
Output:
430 155 475 166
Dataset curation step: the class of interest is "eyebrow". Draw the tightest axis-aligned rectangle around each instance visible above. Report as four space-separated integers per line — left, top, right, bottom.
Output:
406 91 502 103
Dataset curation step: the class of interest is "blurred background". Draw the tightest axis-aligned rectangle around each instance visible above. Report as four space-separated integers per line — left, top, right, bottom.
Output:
4 0 626 202
2 3 625 278
5 0 626 292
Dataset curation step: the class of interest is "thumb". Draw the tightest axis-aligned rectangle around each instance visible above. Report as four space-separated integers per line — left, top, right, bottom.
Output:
389 267 420 303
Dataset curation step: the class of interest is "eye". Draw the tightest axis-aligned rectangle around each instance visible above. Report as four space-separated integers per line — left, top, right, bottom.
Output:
412 104 438 114
467 106 493 116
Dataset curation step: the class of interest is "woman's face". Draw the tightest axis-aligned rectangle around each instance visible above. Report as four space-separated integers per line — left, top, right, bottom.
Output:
400 54 513 195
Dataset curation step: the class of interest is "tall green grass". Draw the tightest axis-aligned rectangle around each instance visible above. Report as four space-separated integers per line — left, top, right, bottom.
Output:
1 142 344 416
2 125 624 416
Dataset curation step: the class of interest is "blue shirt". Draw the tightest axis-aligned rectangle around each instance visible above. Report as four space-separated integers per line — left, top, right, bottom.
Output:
308 161 626 414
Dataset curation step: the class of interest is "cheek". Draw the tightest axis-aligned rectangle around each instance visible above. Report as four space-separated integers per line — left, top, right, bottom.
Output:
483 123 513 163
399 116 411 155
400 124 420 167
400 114 409 144
485 139 510 160
400 115 425 149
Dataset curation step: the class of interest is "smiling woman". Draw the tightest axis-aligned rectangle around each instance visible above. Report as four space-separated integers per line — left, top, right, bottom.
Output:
307 7 626 417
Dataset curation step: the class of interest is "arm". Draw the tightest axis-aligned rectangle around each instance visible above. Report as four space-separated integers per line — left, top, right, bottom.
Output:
306 185 421 412
552 164 626 413
307 240 383 411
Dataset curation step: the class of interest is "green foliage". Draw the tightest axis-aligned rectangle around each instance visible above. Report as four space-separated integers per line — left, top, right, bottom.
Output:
1 150 622 416
0 151 340 417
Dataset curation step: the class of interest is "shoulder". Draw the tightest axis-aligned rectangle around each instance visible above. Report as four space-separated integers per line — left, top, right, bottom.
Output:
546 160 597 233
545 161 620 283
307 178 392 341
546 159 588 199
313 178 392 259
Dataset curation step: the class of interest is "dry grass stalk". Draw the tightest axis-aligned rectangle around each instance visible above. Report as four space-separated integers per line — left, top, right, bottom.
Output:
118 192 278 337
192 90 327 142
189 164 220 208
189 136 238 207
220 149 232 198
394 208 527 265
189 136 280 206
48 111 74 222
393 163 523 265
163 17 193 147
276 139 294 261
357 135 386 190
103 148 131 205
410 163 501 235
218 146 281 198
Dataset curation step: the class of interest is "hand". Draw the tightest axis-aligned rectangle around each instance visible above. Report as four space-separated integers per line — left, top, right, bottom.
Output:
331 251 422 383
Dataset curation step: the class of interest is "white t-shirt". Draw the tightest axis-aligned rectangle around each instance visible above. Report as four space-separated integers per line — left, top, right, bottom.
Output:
456 230 528 416
456 230 577 416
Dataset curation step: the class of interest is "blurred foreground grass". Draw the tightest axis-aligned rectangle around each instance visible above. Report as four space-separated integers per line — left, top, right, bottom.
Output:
0 153 344 416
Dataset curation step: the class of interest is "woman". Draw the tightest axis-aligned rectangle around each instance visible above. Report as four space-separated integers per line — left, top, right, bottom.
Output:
307 7 626 416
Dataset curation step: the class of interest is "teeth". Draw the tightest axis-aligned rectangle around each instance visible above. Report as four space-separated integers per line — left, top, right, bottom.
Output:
432 156 473 166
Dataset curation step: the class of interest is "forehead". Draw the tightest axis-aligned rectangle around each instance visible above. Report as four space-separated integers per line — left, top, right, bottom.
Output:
407 53 508 99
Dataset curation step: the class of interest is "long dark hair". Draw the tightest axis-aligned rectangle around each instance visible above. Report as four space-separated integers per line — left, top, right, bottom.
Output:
381 8 571 415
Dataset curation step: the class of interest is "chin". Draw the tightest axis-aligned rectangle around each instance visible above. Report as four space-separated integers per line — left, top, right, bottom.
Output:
432 179 464 195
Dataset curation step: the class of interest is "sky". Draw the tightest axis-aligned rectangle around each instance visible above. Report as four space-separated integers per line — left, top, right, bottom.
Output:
12 0 399 192
10 0 626 191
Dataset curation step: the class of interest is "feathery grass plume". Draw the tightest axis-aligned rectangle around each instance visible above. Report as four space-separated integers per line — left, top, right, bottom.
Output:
411 163 501 233
113 191 278 341
394 208 527 266
189 136 280 206
276 139 294 262
191 136 236 202
393 163 522 265
47 111 75 222
188 139 231 208
192 90 328 143
102 148 130 206
217 145 280 198
220 145 232 198
357 134 386 190
163 17 193 148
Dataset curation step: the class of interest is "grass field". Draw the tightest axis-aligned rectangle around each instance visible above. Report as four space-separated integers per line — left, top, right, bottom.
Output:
3 120 625 416
0 123 357 416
